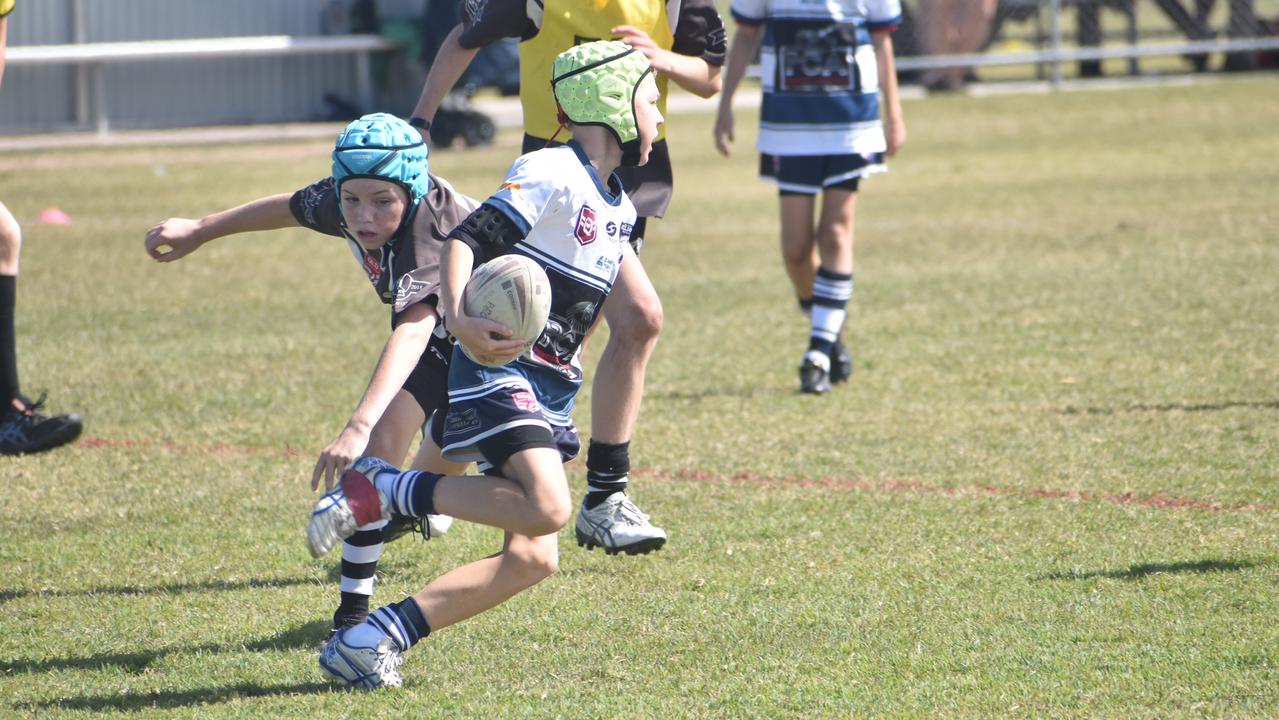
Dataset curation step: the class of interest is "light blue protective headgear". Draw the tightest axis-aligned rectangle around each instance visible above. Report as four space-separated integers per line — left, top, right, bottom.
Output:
331 113 430 227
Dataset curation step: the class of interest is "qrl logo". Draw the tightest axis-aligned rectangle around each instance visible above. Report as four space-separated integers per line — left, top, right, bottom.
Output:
362 252 382 283
574 205 597 245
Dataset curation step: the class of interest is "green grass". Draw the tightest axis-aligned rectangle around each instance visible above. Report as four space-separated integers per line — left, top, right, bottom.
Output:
1 74 1278 718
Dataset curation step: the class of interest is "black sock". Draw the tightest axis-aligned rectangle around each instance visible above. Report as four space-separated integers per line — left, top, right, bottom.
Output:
585 440 629 509
0 275 18 405
333 591 370 629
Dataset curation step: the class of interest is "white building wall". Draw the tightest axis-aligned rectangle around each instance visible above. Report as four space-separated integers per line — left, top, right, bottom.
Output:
0 0 430 133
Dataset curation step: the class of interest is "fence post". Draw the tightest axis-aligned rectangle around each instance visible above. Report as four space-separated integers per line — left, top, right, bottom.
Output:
1049 0 1064 88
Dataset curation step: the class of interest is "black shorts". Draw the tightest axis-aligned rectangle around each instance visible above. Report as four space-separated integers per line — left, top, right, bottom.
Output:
401 332 453 420
760 152 885 195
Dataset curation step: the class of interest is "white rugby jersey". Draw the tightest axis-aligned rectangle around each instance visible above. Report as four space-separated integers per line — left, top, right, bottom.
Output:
485 142 633 383
730 0 901 156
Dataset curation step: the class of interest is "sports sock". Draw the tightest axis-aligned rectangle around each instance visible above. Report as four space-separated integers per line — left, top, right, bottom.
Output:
366 596 432 652
809 268 852 358
334 518 388 627
374 469 443 518
797 296 813 317
0 275 19 405
584 440 629 509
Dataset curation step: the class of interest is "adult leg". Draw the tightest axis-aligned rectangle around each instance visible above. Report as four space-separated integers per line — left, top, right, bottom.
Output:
0 202 81 455
0 201 21 407
578 241 667 554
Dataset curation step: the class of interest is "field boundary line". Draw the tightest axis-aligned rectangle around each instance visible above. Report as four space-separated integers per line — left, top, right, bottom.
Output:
76 436 1274 513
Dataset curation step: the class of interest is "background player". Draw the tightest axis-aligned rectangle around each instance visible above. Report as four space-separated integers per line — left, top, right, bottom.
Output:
714 0 907 393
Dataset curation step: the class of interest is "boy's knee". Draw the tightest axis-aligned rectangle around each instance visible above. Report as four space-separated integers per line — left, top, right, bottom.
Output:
508 541 559 582
527 494 572 536
610 293 663 346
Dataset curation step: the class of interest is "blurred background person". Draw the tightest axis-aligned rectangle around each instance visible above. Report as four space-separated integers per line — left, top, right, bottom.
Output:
917 0 997 91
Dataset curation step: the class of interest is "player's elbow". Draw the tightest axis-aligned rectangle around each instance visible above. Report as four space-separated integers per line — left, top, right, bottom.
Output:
694 72 723 98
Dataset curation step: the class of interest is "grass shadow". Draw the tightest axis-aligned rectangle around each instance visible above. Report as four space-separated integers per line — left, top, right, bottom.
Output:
1059 399 1279 416
1037 558 1266 581
15 681 335 713
0 620 330 675
0 576 316 606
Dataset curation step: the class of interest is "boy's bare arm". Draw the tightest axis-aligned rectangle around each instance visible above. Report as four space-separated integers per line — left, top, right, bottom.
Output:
411 24 480 131
873 31 907 156
714 24 764 157
614 25 722 98
312 303 438 490
144 193 298 262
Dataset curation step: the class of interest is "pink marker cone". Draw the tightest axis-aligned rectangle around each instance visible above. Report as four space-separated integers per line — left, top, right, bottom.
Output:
36 207 73 225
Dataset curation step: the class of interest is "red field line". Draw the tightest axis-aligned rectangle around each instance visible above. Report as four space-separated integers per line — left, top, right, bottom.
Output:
78 435 303 458
76 436 1273 513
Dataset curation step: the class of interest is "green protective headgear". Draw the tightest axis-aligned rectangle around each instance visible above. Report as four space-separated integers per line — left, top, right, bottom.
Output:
551 40 653 166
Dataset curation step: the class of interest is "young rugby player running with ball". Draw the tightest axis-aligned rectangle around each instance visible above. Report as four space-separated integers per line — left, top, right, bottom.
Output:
145 114 485 633
307 40 662 689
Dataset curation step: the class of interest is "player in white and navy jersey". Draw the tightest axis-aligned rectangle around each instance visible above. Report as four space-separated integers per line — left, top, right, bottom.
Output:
715 0 907 393
307 41 664 690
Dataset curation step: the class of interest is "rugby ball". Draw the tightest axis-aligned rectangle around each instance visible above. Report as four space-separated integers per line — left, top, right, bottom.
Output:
460 254 551 367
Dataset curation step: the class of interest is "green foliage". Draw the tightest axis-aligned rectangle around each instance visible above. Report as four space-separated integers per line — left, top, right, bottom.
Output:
1 75 1277 718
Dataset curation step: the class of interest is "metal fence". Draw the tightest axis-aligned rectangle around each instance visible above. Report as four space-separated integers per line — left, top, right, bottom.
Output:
892 0 1279 90
2 0 1278 135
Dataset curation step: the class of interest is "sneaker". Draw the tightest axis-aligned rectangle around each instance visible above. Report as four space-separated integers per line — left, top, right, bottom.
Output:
575 491 667 555
0 393 83 455
319 625 403 690
382 512 453 544
306 457 396 559
799 351 832 394
829 337 853 385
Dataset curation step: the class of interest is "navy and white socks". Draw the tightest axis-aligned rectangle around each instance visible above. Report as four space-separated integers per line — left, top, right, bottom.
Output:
585 440 629 509
808 267 852 360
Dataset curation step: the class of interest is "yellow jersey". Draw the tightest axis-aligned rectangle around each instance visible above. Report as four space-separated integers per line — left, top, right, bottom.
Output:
519 0 675 142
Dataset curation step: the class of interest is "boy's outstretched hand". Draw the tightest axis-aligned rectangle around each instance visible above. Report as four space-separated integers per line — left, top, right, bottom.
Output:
145 218 206 262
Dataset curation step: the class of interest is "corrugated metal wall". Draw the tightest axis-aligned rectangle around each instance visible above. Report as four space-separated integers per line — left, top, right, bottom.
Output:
0 0 431 133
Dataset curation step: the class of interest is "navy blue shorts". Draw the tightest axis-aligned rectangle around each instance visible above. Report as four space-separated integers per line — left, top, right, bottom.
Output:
759 152 886 195
438 351 581 470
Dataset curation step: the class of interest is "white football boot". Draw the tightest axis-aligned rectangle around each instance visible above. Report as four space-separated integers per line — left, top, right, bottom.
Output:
319 624 403 689
307 457 397 558
575 491 667 555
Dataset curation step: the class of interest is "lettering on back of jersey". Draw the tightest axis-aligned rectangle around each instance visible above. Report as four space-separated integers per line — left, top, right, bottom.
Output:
574 205 598 245
778 23 859 93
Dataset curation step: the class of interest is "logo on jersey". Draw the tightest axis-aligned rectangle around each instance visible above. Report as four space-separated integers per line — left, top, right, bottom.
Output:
362 251 383 284
574 205 597 245
298 179 331 225
394 273 433 312
445 407 481 433
511 390 540 413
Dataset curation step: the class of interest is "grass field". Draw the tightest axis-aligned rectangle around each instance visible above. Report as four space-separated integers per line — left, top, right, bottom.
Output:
1 73 1277 718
